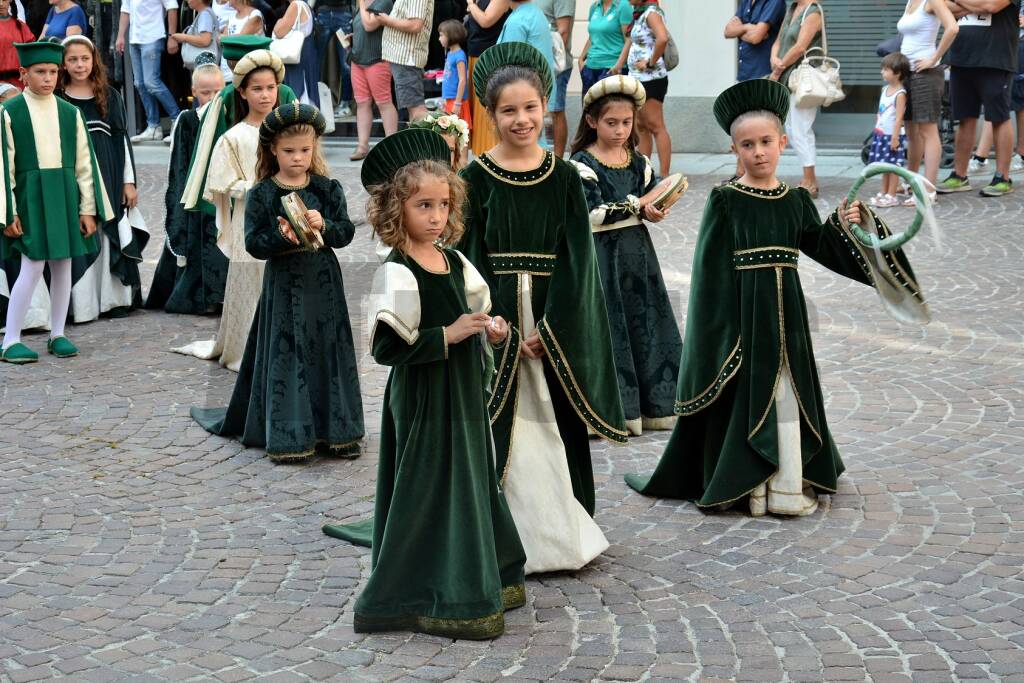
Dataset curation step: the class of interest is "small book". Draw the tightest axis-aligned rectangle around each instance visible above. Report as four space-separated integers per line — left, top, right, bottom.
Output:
281 192 324 251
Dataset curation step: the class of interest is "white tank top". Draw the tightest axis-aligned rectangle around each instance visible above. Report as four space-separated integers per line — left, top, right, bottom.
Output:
897 0 940 70
875 86 907 134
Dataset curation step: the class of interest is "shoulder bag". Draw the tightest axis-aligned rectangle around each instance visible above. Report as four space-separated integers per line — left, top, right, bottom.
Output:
270 1 308 65
786 3 845 108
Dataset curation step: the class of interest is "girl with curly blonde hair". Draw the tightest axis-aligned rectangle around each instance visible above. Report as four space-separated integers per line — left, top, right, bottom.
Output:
323 128 527 640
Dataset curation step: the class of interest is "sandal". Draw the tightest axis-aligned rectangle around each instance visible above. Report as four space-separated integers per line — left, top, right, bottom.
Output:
349 148 369 161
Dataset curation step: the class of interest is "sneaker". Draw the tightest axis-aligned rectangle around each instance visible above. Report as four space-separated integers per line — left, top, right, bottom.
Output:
130 126 163 143
935 174 971 194
875 194 899 208
333 104 352 118
163 134 172 145
1011 155 1024 173
967 157 989 175
903 191 936 207
980 175 1014 197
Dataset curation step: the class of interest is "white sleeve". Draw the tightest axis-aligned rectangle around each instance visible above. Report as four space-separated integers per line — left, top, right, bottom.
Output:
122 137 135 184
367 262 422 350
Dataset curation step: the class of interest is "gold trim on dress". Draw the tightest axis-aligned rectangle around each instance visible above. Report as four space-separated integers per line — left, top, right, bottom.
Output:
748 268 786 439
736 262 797 271
271 175 311 190
478 152 556 186
675 338 742 412
725 181 790 199
591 147 632 170
537 321 629 441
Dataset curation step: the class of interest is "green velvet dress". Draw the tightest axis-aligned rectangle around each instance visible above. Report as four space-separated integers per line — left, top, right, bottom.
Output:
145 108 228 313
569 149 682 437
459 151 626 574
191 174 364 460
325 247 527 639
625 181 927 514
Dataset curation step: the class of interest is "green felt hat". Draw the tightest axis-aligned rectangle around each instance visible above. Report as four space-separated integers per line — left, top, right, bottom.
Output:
472 42 553 102
360 128 452 189
713 78 790 135
260 102 327 144
221 35 272 62
15 41 64 67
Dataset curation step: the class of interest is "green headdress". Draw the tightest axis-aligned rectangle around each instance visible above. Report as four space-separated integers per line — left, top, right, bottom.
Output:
14 41 64 67
360 128 452 189
713 78 791 135
472 41 553 102
220 35 273 63
260 102 327 144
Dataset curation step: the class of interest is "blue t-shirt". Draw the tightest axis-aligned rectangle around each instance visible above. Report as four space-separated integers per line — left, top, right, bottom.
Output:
42 3 89 40
585 0 633 70
442 48 469 100
736 0 786 81
497 4 555 85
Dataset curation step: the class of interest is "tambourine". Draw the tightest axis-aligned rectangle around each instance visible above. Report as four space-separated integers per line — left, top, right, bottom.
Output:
281 192 324 251
650 173 689 211
846 163 926 251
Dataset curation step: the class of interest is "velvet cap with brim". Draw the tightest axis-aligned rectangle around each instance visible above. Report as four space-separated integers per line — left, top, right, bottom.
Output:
15 42 64 67
360 128 452 189
583 74 646 110
713 78 791 135
472 42 553 101
260 102 327 144
232 49 285 88
221 35 273 62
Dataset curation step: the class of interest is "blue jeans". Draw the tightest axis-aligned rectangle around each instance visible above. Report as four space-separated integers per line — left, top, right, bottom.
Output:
129 39 180 127
580 66 612 101
316 7 353 102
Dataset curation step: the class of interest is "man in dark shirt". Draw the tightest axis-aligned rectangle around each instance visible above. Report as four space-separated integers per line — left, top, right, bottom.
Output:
725 0 786 81
721 0 786 182
938 0 1021 197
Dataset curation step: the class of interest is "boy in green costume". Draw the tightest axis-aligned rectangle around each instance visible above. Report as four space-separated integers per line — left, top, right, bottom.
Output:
180 35 298 216
0 41 113 364
625 78 928 516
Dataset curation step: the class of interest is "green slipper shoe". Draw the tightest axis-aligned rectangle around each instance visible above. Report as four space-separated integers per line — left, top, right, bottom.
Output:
47 336 79 358
1 343 38 364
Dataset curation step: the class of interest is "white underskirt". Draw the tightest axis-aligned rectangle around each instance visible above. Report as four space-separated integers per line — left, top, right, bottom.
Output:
501 273 609 574
750 363 819 517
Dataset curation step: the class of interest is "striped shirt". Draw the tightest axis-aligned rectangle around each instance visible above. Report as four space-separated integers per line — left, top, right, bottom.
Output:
382 0 433 68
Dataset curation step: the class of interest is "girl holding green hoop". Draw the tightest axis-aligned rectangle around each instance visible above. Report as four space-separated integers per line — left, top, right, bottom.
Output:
625 78 929 518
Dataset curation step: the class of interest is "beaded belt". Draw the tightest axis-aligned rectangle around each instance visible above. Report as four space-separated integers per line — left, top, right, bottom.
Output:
488 252 557 276
732 247 799 270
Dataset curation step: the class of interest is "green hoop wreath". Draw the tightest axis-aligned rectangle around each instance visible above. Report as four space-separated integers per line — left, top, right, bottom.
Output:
847 163 928 251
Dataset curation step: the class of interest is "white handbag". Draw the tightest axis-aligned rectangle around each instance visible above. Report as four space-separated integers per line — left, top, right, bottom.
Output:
786 3 845 108
551 30 571 73
270 2 308 65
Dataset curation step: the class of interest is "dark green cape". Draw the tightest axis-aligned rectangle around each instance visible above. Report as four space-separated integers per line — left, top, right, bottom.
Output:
145 108 228 313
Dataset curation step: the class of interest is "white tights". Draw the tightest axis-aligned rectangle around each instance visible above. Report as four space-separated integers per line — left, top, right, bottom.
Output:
2 255 71 349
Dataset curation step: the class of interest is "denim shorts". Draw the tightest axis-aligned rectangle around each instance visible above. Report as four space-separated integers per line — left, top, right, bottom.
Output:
549 68 571 113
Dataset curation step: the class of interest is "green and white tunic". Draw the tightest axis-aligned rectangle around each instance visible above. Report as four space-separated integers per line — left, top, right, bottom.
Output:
0 89 113 261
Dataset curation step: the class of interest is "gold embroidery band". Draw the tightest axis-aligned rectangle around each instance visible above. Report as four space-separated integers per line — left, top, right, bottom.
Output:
536 321 629 443
675 338 742 415
488 326 522 422
733 247 799 270
488 253 557 276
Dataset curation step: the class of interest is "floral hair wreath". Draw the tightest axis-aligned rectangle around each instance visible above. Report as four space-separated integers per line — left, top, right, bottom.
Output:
408 112 470 148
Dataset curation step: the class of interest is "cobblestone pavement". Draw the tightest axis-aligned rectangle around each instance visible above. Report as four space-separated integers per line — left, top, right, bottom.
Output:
1 158 1022 683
